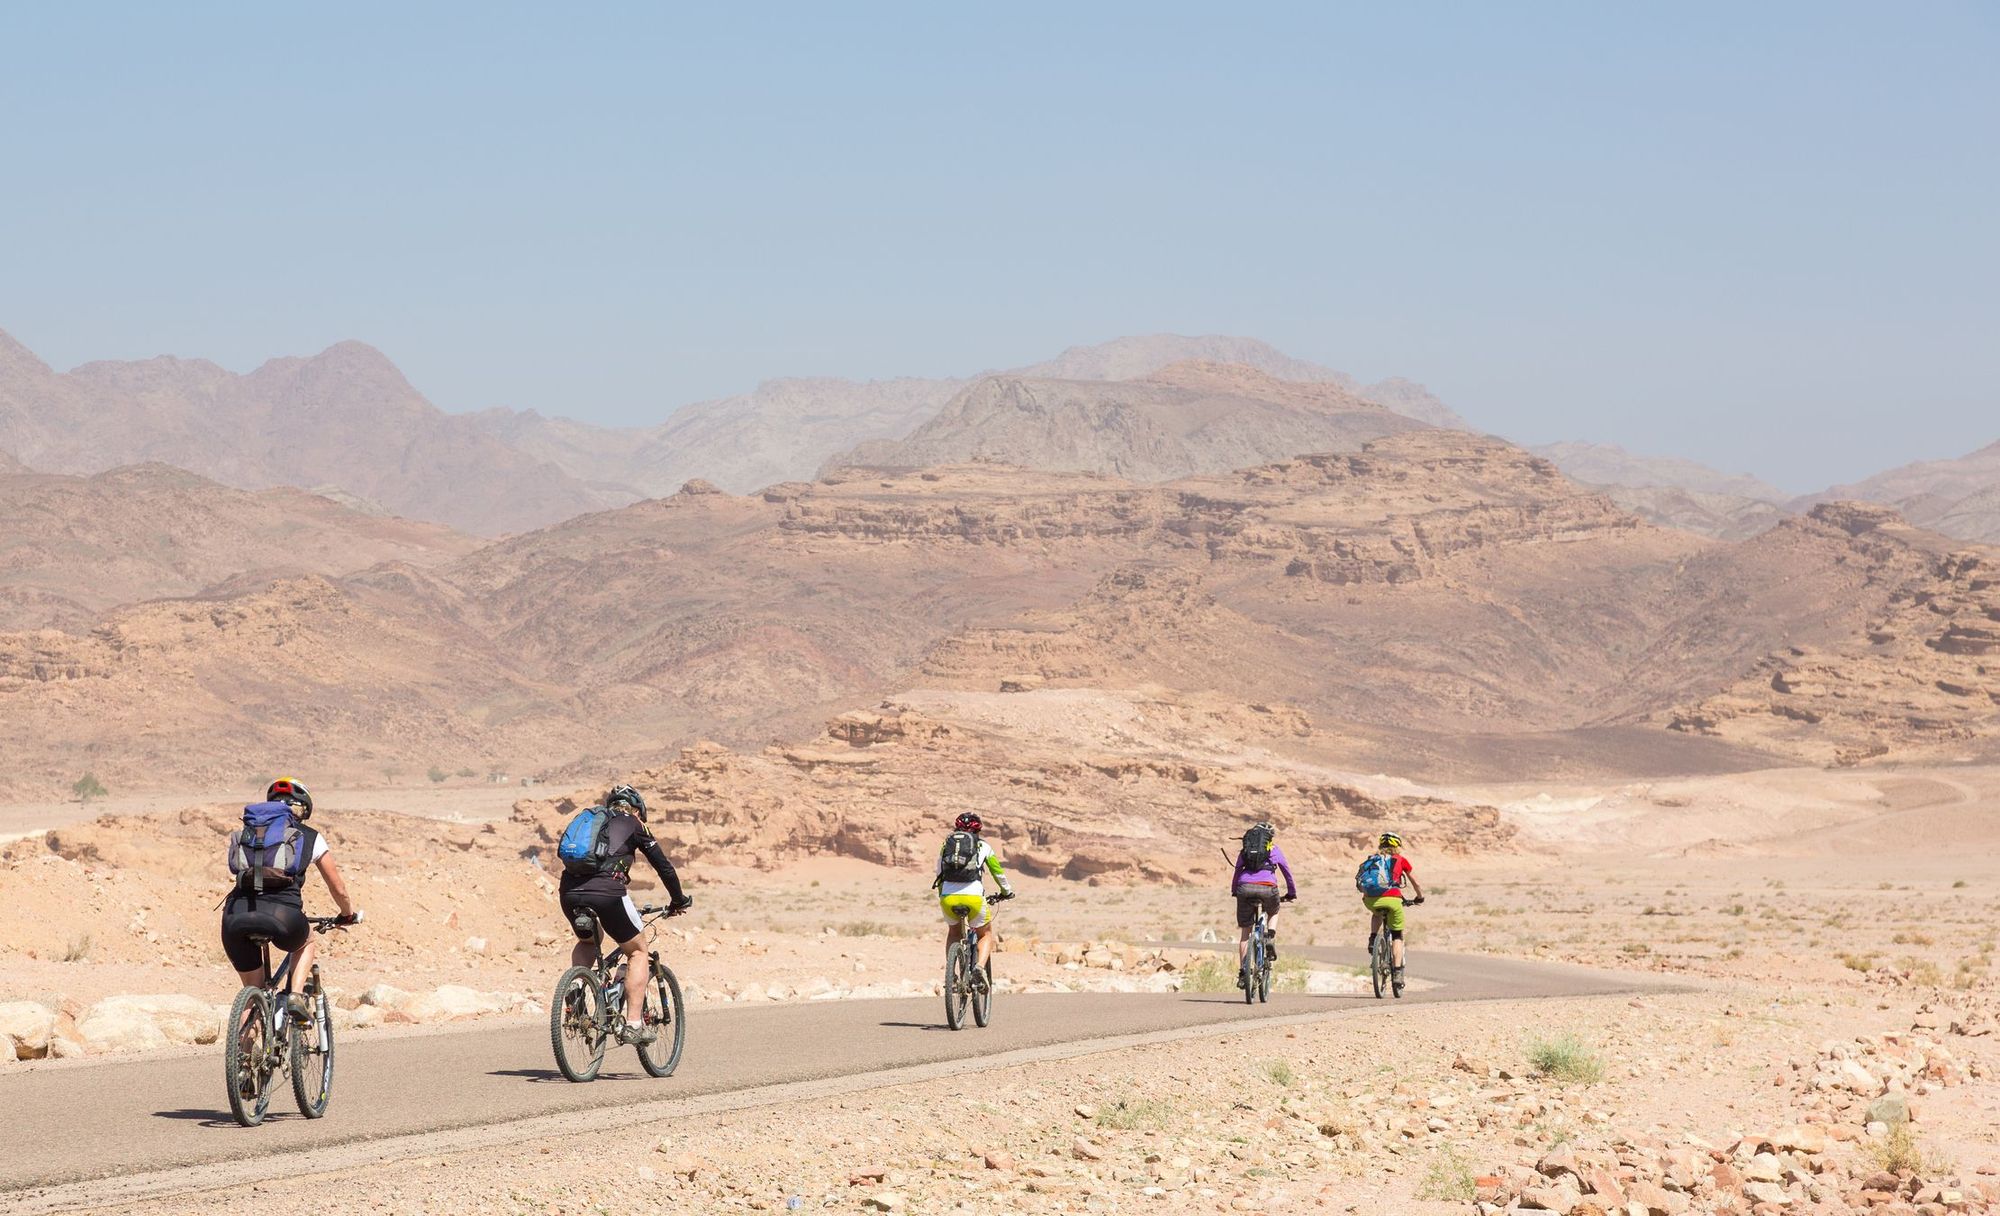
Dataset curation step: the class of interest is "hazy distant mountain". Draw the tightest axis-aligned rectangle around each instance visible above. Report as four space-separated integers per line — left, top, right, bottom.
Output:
471 334 1466 497
826 361 1424 480
0 329 605 535
1530 441 1791 540
1798 440 2000 544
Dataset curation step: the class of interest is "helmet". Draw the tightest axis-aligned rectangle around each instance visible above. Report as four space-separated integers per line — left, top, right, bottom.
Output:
267 778 313 820
1253 820 1275 837
954 812 983 833
1378 832 1402 850
606 784 646 820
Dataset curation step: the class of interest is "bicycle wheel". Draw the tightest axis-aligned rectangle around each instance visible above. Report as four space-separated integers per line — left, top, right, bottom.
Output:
972 956 993 1028
636 959 686 1078
944 941 970 1030
1257 934 1272 1004
549 966 609 1083
1242 920 1260 1005
1370 932 1388 1000
290 987 334 1118
225 987 273 1127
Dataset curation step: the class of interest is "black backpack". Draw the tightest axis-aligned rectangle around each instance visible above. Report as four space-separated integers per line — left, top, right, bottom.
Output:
1240 824 1275 872
938 830 981 883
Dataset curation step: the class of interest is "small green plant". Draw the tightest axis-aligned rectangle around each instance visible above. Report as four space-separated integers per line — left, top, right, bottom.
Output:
1179 955 1234 993
1095 1096 1170 1130
455 766 477 778
1839 952 1878 972
1262 1059 1296 1088
1621 942 1651 955
1271 955 1314 992
1863 1125 1951 1175
62 933 93 962
71 773 107 804
1526 1033 1605 1084
427 766 448 783
1951 879 1969 889
1417 1144 1478 1201
838 920 890 938
1893 931 1934 946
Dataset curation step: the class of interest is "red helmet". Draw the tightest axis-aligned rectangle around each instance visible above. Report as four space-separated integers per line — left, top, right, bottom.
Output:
267 777 313 819
954 812 982 833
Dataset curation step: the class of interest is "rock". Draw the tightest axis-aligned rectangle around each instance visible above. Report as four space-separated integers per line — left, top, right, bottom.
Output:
1071 1136 1104 1161
1742 1182 1788 1206
1522 1184 1579 1212
1865 1093 1911 1127
660 1151 711 1179
0 1001 58 1060
77 995 221 1053
1865 1121 1889 1138
1772 1125 1830 1155
982 1150 1015 1171
864 1193 905 1212
1709 1162 1743 1192
462 936 488 954
356 983 414 1009
1742 1154 1785 1183
403 985 509 1021
1454 1053 1493 1078
1073 1104 1098 1119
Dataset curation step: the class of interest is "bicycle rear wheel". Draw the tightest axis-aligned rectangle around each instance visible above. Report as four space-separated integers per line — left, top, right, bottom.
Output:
549 966 609 1082
1256 934 1272 1004
290 988 334 1117
972 956 993 1028
636 959 686 1078
1370 932 1389 999
225 987 273 1127
944 941 970 1030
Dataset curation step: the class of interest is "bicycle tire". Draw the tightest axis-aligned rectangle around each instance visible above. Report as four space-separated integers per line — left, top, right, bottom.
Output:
972 957 993 1028
1370 932 1388 1000
1257 936 1272 1004
636 959 686 1078
944 941 969 1031
289 987 334 1118
549 966 609 1082
225 986 273 1127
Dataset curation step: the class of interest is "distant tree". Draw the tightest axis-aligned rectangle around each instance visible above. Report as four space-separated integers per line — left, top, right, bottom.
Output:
72 773 108 804
427 766 448 783
455 767 477 779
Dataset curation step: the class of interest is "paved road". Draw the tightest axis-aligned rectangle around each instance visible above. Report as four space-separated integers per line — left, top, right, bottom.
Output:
0 948 1666 1201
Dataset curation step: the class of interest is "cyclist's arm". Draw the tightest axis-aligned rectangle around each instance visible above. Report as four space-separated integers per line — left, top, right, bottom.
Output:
984 850 1013 897
638 839 687 903
314 854 358 919
1404 868 1423 901
1276 856 1297 900
1229 851 1244 894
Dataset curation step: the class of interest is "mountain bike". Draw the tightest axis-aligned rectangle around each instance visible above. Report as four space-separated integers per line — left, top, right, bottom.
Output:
1366 895 1423 999
224 914 354 1127
549 904 687 1083
1240 903 1274 1004
943 890 1012 1030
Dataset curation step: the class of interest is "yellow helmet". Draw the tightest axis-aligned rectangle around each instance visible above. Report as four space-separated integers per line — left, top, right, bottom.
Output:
1378 832 1402 850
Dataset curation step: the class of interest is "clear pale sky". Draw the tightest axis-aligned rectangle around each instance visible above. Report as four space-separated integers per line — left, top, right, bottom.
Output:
3 3 1993 491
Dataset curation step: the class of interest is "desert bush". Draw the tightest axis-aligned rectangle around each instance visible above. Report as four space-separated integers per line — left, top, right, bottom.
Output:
1527 1032 1605 1084
1262 1059 1296 1088
1839 952 1878 972
1180 956 1234 993
1095 1096 1171 1130
63 934 93 962
1863 1125 1951 1176
71 773 107 804
427 766 448 783
1418 1144 1478 1201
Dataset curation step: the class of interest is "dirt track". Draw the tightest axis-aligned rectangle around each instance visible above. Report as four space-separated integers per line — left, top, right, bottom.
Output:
0 947 1671 1213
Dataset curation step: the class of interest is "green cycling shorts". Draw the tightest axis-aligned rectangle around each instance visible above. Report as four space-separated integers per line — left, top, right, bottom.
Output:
1363 893 1406 932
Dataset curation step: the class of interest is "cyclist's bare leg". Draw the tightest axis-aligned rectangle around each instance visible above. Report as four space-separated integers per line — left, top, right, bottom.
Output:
285 939 318 1001
972 917 996 970
615 936 649 1029
946 918 966 955
1391 931 1405 970
569 931 598 970
1236 923 1251 966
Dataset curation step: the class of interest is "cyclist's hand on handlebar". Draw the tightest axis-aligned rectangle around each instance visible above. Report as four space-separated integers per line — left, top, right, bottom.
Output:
1281 893 1297 903
336 909 364 926
991 889 1016 903
667 896 694 916
1410 895 1425 906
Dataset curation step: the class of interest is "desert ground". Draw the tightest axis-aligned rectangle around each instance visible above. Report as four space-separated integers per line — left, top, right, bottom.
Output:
3 762 1997 1214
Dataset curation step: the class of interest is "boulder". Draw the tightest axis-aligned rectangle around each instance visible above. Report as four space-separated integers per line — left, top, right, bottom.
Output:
1865 1093 1911 1127
0 1001 58 1061
356 983 414 1010
403 985 509 1022
77 995 221 1053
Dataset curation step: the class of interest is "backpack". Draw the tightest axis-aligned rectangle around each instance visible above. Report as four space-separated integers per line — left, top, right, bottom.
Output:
938 830 982 884
1239 824 1275 872
1355 852 1396 896
227 802 312 893
556 806 613 875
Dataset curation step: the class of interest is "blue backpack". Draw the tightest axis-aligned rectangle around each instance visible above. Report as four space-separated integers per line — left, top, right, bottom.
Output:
1355 852 1396 896
557 806 612 875
228 802 312 893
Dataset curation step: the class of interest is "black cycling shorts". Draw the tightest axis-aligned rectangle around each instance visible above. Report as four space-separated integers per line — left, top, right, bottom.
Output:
560 890 643 945
1234 891 1281 929
220 896 309 972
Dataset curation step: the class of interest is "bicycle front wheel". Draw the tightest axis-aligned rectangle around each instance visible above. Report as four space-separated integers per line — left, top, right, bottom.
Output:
972 957 993 1028
290 990 334 1118
225 987 273 1127
636 960 686 1078
550 966 609 1083
944 942 970 1030
1370 934 1388 1000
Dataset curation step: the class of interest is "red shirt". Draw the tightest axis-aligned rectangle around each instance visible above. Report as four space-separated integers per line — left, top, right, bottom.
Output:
1382 855 1414 899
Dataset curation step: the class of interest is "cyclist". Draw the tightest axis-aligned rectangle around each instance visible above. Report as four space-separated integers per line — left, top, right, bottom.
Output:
934 812 1014 989
557 784 692 1044
1229 820 1296 987
1358 832 1424 996
221 778 361 1017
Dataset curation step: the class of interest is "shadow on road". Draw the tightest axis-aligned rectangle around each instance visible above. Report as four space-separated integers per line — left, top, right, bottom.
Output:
877 1021 955 1032
486 1068 651 1084
150 1108 251 1128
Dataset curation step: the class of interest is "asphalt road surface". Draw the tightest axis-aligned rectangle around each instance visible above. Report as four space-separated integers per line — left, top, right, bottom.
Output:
0 946 1667 1205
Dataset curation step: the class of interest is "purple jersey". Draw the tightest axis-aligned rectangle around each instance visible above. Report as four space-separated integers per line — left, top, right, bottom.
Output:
1232 844 1295 898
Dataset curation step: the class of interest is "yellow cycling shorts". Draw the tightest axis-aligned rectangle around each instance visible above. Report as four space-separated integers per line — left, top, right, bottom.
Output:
1363 894 1406 933
939 892 991 928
